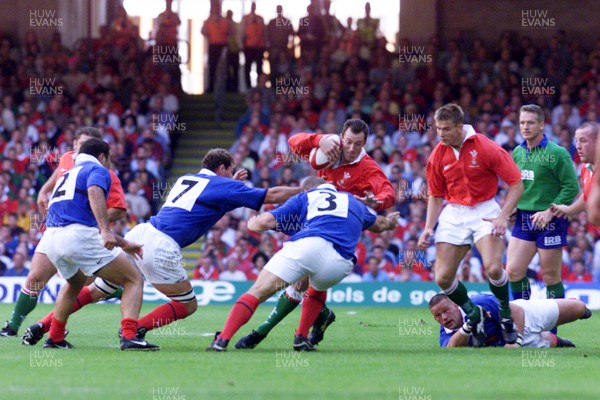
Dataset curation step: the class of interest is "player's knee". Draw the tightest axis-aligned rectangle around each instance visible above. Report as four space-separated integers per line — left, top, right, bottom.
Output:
434 273 453 289
24 276 45 294
541 271 560 285
486 265 504 280
506 266 523 281
185 300 198 315
572 300 587 318
121 270 143 289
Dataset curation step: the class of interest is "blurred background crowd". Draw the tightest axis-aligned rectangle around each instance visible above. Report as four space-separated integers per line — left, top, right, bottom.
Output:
1 0 599 286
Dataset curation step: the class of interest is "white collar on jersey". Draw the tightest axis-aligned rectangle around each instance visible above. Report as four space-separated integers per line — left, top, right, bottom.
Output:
462 124 476 142
333 148 366 168
451 125 477 159
199 168 216 176
315 183 337 191
75 153 103 167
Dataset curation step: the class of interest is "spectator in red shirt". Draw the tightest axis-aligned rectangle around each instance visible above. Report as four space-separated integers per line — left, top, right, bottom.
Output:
194 255 220 280
566 261 592 283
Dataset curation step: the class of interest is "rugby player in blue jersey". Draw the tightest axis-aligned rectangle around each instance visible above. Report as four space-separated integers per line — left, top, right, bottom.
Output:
24 148 300 346
39 138 158 350
429 293 591 348
207 177 400 351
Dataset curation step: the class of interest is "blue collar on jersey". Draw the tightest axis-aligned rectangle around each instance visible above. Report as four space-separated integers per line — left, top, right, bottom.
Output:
519 134 548 150
199 168 216 176
75 153 103 166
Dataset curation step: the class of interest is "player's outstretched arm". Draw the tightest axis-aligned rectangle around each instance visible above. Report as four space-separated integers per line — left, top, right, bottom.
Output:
248 212 276 233
264 186 302 204
550 196 586 218
367 212 400 233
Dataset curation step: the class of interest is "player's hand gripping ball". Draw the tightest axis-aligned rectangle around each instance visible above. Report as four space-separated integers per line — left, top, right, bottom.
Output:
310 134 341 170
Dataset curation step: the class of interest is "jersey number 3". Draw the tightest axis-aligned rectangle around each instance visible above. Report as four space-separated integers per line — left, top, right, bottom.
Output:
163 176 210 211
306 190 349 220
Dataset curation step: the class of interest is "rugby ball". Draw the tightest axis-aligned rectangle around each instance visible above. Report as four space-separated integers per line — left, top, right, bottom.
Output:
309 134 341 170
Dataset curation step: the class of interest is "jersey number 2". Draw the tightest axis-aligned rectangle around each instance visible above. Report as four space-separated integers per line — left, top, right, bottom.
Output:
48 166 83 206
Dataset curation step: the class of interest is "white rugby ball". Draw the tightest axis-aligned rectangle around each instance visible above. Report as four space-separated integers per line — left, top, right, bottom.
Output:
309 134 341 170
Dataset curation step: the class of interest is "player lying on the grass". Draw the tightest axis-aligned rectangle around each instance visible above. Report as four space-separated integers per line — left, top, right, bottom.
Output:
22 148 300 346
0 127 127 339
235 118 396 350
207 177 399 351
418 103 524 347
39 138 158 350
428 293 591 348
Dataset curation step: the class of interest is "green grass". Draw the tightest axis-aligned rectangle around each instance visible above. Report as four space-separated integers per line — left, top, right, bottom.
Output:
1 303 599 400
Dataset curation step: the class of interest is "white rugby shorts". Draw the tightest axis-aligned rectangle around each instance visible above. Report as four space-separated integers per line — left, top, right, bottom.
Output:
124 223 187 284
37 224 121 280
435 199 501 246
264 237 353 291
512 299 560 348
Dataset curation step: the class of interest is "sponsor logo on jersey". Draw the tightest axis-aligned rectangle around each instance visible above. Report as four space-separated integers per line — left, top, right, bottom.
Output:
521 170 534 180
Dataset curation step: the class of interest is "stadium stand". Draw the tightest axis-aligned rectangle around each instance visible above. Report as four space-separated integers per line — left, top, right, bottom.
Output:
1 1 599 286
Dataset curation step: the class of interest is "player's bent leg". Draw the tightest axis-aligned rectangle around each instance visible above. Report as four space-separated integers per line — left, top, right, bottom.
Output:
45 271 87 349
555 299 588 326
247 269 289 302
295 287 327 352
434 243 469 289
506 237 537 300
435 242 488 345
476 234 518 343
91 277 121 301
1 253 56 336
137 280 196 335
236 278 307 350
94 253 144 320
209 270 290 351
93 253 159 351
32 281 101 341
539 248 564 299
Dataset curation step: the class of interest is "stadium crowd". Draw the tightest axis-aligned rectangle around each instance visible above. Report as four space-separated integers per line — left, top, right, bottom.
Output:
0 7 180 276
1 1 600 288
201 1 600 284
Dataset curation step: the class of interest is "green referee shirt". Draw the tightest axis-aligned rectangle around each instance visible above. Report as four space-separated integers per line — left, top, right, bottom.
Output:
512 135 579 211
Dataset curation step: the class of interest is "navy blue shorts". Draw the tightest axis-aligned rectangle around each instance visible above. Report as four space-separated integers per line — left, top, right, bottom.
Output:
511 209 568 249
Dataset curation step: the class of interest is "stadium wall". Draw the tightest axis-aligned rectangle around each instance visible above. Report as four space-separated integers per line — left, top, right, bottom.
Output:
1 278 599 309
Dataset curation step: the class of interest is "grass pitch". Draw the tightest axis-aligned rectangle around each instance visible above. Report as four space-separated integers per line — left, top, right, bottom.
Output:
1 303 599 400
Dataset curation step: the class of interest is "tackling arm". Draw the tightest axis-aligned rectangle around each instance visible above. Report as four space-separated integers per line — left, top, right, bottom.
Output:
367 212 400 233
264 186 302 204
248 212 276 233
